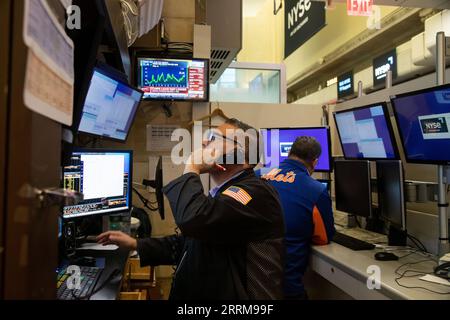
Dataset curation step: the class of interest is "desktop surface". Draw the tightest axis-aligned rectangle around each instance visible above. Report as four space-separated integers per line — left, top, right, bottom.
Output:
311 242 447 300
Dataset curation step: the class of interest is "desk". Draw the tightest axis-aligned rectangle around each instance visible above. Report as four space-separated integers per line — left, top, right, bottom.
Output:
72 247 129 300
309 234 450 300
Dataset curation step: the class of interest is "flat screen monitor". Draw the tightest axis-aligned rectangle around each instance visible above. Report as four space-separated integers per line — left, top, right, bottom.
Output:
62 149 132 219
376 160 406 229
334 103 399 160
78 66 143 141
390 83 450 165
137 57 209 101
261 127 332 172
335 160 372 217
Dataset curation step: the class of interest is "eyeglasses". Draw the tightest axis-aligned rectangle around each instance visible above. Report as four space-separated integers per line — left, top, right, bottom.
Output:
206 130 243 148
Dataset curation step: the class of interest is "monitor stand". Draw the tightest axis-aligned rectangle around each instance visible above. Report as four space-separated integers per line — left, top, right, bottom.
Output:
347 215 357 228
388 225 407 246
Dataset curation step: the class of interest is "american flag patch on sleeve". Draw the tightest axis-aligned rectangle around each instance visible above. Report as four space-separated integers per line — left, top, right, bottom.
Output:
222 186 252 205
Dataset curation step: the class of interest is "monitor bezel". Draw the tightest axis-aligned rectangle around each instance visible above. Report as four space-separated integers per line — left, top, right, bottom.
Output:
333 102 401 161
77 64 144 143
62 148 133 220
390 83 450 165
136 56 210 102
260 126 333 172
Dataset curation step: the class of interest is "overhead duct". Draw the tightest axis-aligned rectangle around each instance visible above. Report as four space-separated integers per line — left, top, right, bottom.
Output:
205 0 242 84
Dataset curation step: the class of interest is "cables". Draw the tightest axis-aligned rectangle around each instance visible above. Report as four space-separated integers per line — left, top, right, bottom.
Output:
394 258 450 295
132 187 158 212
407 233 428 253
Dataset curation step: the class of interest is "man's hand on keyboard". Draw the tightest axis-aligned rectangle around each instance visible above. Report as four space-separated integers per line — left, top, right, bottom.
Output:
96 231 137 251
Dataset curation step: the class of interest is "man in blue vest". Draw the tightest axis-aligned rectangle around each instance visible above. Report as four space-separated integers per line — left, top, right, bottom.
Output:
260 136 335 300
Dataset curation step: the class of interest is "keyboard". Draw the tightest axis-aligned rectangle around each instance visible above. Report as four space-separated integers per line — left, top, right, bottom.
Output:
332 232 376 251
57 265 102 300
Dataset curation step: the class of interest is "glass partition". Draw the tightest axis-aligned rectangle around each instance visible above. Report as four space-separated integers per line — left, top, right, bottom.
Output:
210 62 286 104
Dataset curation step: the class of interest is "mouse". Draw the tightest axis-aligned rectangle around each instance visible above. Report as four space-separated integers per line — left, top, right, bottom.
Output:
72 256 97 267
374 252 399 261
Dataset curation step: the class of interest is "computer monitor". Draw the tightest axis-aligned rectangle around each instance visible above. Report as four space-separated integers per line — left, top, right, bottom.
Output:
390 83 450 165
335 160 372 217
261 127 332 172
376 160 406 230
62 149 132 219
137 57 209 101
334 102 399 160
77 65 143 142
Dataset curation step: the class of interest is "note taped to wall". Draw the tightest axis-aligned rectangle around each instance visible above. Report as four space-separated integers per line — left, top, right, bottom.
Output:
23 0 74 126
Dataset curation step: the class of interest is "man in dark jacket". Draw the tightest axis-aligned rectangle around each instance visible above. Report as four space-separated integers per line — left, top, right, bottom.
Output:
97 119 285 300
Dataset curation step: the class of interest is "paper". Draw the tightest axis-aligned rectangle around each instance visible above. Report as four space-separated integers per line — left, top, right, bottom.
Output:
147 124 180 152
23 0 74 125
419 274 450 287
76 243 119 251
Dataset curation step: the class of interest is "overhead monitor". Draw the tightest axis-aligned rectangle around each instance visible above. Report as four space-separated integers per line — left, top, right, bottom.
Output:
390 83 450 165
373 49 397 87
376 160 406 230
335 160 372 217
137 57 209 101
62 149 132 219
261 127 332 172
334 102 399 160
337 70 354 99
78 66 143 142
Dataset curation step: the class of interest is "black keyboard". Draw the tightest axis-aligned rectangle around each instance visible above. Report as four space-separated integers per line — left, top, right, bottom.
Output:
57 265 102 300
332 232 375 251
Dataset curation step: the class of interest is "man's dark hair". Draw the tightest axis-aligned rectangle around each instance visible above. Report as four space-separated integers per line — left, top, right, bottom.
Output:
289 136 322 164
225 118 260 167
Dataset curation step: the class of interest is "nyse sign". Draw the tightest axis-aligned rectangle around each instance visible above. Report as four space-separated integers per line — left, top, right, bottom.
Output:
285 0 326 58
373 49 397 86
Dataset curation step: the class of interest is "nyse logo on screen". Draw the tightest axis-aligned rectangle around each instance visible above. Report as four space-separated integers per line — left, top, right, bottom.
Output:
419 113 450 140
421 118 447 134
280 142 293 157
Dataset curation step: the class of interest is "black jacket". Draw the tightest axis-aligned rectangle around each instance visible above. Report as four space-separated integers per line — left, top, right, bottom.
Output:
136 169 285 300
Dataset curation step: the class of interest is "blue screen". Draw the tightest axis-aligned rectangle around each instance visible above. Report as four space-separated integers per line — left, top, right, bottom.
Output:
335 104 397 159
391 86 450 163
78 68 143 141
62 151 131 219
262 127 331 171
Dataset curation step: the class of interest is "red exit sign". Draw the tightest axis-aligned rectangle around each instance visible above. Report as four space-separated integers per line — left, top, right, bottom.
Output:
347 0 373 16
